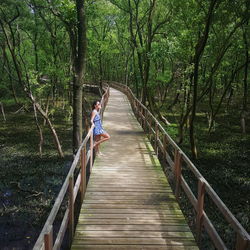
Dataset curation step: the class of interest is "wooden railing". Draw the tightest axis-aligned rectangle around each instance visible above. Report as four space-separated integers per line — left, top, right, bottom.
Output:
108 81 250 250
33 85 110 250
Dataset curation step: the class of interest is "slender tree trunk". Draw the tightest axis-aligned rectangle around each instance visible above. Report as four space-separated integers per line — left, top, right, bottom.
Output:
2 44 19 104
72 0 87 153
241 24 249 134
33 103 44 157
43 93 50 126
208 83 215 132
99 51 103 90
189 0 218 159
0 102 6 121
29 91 64 157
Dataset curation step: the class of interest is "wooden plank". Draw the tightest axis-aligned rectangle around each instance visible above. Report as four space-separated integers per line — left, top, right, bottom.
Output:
90 174 166 178
87 180 169 185
79 209 183 215
76 219 187 225
85 192 173 197
79 214 186 220
75 224 191 231
92 166 163 169
86 188 172 192
88 177 168 182
84 193 175 200
53 209 69 250
205 182 250 242
87 183 170 188
71 245 198 250
203 213 227 250
74 230 193 238
81 204 180 209
72 238 197 245
82 199 176 204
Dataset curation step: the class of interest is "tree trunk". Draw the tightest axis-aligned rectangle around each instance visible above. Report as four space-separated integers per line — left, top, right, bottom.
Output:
33 103 44 157
189 0 218 159
2 44 19 104
72 0 87 153
43 93 50 126
241 23 249 134
0 102 6 121
99 51 103 90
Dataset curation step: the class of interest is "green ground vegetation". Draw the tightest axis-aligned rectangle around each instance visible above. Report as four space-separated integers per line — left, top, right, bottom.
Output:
0 90 99 249
162 96 250 248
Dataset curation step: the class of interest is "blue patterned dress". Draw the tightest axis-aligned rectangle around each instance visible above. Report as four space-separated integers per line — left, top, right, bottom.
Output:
93 110 106 136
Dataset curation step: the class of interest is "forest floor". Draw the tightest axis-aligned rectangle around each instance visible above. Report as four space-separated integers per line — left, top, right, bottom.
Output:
0 90 100 249
163 102 250 248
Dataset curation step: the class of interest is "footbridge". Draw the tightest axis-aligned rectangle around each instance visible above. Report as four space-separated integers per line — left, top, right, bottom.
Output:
33 82 250 250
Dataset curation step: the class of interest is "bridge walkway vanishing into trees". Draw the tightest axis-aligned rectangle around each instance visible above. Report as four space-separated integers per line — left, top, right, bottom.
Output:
71 88 198 249
33 83 250 250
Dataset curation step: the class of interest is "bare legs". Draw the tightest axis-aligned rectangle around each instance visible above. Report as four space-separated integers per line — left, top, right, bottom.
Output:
94 135 101 154
94 133 110 155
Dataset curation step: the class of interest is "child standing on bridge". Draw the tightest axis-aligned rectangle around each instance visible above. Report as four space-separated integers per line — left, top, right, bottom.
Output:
91 100 110 156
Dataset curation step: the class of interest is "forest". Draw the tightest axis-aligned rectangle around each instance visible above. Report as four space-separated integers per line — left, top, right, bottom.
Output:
0 0 249 249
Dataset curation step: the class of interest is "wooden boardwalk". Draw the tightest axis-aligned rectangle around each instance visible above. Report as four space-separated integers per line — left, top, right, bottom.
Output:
71 88 198 249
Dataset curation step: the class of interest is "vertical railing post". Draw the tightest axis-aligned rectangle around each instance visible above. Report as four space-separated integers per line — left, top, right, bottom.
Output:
68 175 74 245
196 178 206 245
90 131 93 173
80 145 87 202
140 105 143 126
174 149 182 199
236 233 249 250
144 109 147 133
163 134 167 157
137 101 140 123
135 100 138 119
155 123 158 155
44 225 53 250
149 117 152 142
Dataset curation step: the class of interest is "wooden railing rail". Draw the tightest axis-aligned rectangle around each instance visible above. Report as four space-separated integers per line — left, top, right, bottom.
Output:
108 81 250 250
33 85 110 250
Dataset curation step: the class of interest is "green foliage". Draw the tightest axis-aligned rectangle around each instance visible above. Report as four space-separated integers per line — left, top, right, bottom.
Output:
0 0 249 248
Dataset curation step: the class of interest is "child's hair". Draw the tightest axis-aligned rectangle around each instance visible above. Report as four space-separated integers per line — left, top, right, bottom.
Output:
92 100 100 110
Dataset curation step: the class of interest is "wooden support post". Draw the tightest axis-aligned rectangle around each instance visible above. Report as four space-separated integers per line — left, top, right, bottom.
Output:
44 225 53 250
80 146 87 202
174 150 182 199
135 100 138 119
163 134 167 157
155 123 158 155
90 131 93 173
196 178 206 245
149 118 152 142
236 233 249 250
140 105 143 126
68 175 74 245
144 110 147 133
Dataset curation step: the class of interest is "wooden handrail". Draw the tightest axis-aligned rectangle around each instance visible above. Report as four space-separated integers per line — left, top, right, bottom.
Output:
33 85 110 250
108 81 250 250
